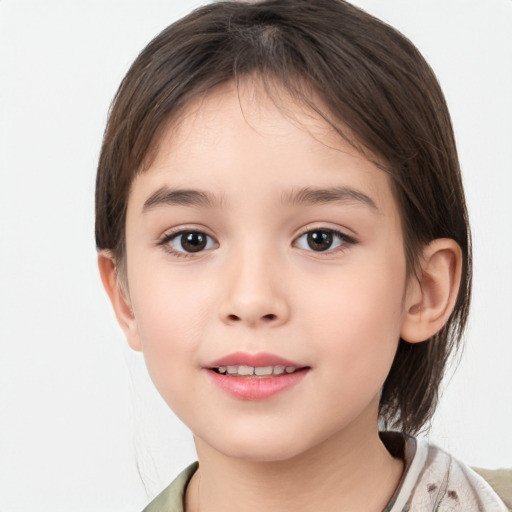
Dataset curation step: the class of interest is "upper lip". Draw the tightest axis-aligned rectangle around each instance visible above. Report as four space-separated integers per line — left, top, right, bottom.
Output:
205 351 306 369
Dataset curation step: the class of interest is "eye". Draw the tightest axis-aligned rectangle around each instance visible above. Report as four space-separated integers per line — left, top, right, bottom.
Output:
163 230 217 255
294 229 354 252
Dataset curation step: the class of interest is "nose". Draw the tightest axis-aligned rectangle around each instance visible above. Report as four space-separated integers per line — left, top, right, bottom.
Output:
218 249 290 328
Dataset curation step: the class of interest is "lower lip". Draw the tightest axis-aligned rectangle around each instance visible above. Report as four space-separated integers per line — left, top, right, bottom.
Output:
206 369 308 400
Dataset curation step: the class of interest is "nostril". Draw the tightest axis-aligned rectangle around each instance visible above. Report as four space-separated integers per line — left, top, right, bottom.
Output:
223 309 284 325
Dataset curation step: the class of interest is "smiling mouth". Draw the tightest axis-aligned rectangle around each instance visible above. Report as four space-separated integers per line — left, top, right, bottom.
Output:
211 365 304 377
206 354 309 399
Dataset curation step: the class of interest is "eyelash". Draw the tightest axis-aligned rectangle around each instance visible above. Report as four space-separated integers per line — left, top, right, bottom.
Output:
157 228 218 259
294 227 357 255
157 227 357 259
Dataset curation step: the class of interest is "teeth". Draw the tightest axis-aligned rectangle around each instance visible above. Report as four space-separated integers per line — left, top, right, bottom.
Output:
238 365 254 376
254 366 273 376
217 365 298 376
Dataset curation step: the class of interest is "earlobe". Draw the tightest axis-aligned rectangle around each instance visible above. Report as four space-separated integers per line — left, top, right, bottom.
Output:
97 251 142 351
400 239 462 343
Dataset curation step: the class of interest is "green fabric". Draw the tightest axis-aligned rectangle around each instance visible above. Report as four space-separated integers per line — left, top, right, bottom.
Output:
142 462 198 512
472 467 512 511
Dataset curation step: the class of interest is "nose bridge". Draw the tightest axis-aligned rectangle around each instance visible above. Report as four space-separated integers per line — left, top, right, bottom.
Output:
219 236 290 327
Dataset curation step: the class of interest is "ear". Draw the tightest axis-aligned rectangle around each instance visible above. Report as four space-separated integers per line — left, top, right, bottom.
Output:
400 239 462 343
97 251 142 351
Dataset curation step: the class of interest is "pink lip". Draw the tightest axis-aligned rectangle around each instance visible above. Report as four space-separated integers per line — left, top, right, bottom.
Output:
204 351 309 401
206 351 303 369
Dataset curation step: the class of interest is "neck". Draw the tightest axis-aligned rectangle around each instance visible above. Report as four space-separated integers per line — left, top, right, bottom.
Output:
185 407 403 512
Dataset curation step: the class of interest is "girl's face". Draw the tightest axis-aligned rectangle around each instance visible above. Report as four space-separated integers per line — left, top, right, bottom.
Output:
122 81 412 461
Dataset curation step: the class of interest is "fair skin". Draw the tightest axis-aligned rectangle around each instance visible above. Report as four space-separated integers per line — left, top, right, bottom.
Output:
99 81 461 512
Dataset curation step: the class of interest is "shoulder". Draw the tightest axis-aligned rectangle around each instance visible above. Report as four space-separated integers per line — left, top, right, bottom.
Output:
472 467 512 511
142 462 198 512
390 435 508 512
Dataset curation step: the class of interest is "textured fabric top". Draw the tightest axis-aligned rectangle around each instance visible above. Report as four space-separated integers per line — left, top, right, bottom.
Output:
382 433 507 511
142 433 507 511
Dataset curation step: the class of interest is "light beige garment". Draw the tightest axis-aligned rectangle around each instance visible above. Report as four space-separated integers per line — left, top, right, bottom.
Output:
143 433 508 512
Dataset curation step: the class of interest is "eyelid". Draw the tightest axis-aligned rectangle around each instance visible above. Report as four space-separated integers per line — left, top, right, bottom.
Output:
292 225 358 253
294 222 357 241
157 225 219 258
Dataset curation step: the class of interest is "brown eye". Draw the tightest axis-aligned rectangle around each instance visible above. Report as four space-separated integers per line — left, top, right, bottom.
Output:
295 229 353 253
167 231 217 254
180 232 207 252
307 230 333 251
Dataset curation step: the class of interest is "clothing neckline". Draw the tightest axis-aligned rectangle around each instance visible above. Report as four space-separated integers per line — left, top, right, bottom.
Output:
178 432 416 512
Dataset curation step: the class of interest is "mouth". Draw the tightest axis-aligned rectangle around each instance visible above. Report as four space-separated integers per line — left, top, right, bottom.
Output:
204 352 310 400
210 365 304 377
205 351 308 376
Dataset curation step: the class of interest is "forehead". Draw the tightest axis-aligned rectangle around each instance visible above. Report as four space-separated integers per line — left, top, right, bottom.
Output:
129 79 397 217
154 80 374 163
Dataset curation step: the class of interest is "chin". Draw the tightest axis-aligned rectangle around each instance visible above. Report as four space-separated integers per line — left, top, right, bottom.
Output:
199 423 328 463
219 439 304 462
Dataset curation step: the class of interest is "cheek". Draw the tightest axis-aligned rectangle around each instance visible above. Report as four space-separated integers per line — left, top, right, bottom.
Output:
132 265 214 337
299 255 406 384
128 269 215 400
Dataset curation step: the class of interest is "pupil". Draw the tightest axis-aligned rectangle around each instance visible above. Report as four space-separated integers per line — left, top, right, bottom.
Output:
182 232 207 252
307 231 332 251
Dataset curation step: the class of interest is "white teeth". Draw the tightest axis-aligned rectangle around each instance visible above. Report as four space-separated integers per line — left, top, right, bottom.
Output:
238 365 254 376
254 366 273 376
217 365 298 376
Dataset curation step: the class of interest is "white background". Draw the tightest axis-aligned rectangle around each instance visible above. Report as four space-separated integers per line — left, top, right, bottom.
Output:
1 1 511 510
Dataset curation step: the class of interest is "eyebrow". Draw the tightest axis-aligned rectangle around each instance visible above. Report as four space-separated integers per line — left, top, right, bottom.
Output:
280 186 378 210
142 185 378 213
142 186 222 212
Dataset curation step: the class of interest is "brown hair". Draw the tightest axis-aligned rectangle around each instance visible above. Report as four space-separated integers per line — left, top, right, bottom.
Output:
95 0 472 435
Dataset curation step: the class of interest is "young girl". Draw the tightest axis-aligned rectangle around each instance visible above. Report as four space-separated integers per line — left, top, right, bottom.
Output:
95 0 507 510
